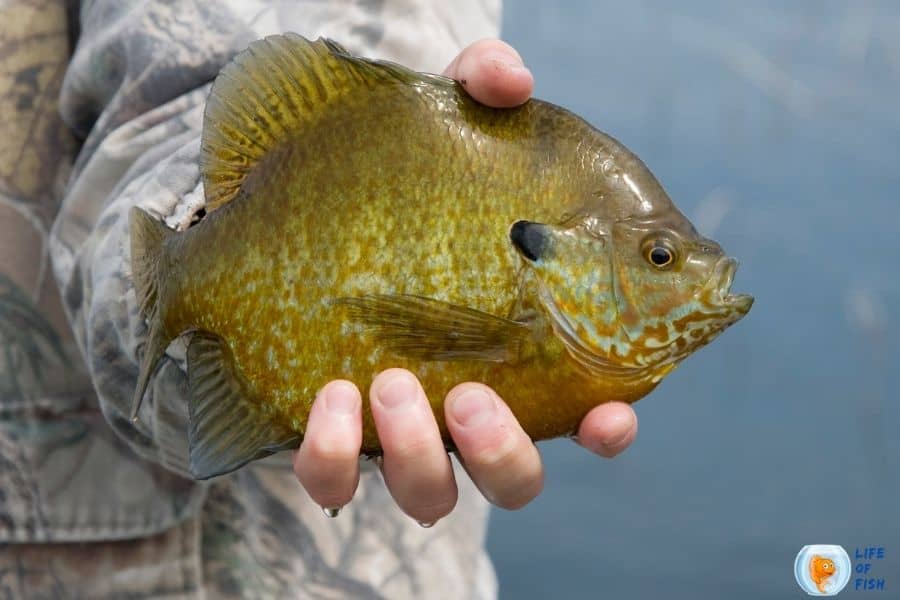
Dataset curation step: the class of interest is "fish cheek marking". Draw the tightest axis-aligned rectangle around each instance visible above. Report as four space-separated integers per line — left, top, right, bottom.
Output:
642 321 669 344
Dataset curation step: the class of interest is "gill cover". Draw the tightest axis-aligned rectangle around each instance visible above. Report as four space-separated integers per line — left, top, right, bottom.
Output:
508 218 665 382
508 205 752 382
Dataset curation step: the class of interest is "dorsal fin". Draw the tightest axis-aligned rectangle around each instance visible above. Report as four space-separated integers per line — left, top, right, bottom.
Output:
200 33 454 211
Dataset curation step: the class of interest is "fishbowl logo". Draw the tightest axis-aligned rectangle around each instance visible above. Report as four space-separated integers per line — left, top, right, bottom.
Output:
794 545 851 596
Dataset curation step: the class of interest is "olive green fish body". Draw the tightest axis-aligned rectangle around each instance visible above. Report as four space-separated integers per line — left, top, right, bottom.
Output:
130 35 752 479
165 89 633 451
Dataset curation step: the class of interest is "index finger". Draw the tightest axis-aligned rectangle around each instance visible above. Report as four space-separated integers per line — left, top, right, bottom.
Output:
442 39 534 108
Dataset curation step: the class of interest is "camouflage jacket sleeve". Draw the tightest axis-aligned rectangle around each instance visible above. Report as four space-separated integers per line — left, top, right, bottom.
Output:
2 1 502 597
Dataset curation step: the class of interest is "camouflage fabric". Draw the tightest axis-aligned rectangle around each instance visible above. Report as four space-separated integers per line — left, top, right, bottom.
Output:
0 0 501 597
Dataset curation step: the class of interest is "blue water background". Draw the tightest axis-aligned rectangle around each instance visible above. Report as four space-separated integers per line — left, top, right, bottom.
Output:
488 2 900 597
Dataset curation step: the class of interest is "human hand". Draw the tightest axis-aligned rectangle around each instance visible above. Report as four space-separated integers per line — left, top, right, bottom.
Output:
292 40 639 524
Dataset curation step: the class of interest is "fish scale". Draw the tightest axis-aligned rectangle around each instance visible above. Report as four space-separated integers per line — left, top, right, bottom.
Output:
128 34 752 479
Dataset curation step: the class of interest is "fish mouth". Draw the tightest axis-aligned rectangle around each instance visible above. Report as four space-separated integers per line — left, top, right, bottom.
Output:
712 257 753 314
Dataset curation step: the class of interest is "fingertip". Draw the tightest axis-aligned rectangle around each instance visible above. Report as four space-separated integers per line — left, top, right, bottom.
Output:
370 368 427 415
474 55 534 107
502 466 544 511
445 382 498 429
319 379 362 417
577 402 638 458
306 380 363 449
293 381 363 509
444 39 534 108
374 367 416 382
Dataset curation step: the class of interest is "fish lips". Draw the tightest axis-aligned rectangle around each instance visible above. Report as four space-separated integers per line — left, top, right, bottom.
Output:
711 257 753 315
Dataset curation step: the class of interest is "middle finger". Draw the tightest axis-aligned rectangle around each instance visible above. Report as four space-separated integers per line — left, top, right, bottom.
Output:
370 369 458 524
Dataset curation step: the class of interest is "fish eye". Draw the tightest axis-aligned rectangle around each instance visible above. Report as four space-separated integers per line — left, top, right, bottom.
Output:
649 247 672 266
642 238 677 269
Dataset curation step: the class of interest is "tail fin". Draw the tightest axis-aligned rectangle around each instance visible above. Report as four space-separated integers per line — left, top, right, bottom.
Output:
129 206 175 421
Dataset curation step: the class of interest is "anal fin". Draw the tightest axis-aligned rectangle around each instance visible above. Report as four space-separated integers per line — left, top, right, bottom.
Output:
187 331 300 479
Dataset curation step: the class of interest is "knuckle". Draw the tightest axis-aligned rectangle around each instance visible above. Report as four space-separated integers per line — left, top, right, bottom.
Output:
465 440 544 510
312 488 355 510
293 457 358 507
492 472 544 510
402 496 458 523
305 433 358 464
464 428 520 469
383 431 439 462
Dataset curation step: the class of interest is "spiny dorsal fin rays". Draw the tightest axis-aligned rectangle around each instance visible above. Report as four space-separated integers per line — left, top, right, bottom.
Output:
200 33 456 211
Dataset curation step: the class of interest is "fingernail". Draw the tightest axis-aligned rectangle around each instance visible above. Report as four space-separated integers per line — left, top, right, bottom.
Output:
324 382 359 415
449 389 496 428
375 374 417 410
322 506 342 518
417 520 436 529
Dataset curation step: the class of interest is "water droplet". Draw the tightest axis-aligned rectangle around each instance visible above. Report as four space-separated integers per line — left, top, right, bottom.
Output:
417 520 436 529
321 506 341 518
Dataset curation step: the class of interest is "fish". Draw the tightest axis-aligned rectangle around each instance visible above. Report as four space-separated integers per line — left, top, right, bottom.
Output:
809 555 836 593
129 33 753 480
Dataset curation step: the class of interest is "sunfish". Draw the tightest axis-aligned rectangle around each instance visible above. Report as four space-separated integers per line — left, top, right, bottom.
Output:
129 34 752 479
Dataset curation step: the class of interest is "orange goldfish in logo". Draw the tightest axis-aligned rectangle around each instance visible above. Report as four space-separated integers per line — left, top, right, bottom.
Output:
809 555 836 593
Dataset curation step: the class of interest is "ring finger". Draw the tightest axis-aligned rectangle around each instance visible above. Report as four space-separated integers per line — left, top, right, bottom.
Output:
370 369 458 525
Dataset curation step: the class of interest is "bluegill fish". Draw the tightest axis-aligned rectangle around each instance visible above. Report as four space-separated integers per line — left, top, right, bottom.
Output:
130 34 752 479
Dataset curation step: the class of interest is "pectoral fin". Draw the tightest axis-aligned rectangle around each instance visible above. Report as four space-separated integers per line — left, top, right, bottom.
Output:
335 294 532 362
187 331 299 479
